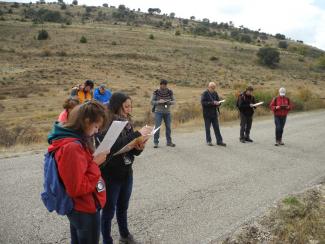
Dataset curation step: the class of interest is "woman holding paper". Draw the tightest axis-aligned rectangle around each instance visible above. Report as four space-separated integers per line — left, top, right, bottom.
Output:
96 92 152 244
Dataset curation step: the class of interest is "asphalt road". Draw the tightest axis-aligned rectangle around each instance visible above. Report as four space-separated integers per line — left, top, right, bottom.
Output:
1 110 325 244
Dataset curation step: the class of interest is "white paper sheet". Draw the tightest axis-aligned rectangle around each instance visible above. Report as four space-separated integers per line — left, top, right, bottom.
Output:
219 100 226 103
93 121 128 157
252 101 264 107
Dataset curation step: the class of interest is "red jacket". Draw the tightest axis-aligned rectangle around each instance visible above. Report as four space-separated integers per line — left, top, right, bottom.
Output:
270 96 292 117
48 138 106 213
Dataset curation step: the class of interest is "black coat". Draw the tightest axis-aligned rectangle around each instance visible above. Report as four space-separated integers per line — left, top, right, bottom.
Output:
238 92 256 117
201 90 221 118
95 120 142 182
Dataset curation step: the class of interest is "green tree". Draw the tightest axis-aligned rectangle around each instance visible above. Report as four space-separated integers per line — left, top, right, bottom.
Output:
257 47 280 67
278 40 288 49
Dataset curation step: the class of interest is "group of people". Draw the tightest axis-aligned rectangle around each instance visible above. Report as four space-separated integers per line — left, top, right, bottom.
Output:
201 82 292 146
46 78 292 244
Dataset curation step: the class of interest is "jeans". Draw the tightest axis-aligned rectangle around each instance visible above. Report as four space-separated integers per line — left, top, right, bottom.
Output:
154 112 172 144
274 116 287 141
240 113 253 139
101 175 133 244
67 209 100 244
203 116 223 144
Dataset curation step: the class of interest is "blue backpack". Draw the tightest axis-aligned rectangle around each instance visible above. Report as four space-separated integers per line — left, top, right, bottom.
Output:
41 143 79 215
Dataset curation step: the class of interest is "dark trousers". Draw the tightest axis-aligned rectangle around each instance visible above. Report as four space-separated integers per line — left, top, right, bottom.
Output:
101 175 133 244
154 112 172 144
203 116 223 143
67 209 100 244
274 116 287 141
240 113 253 139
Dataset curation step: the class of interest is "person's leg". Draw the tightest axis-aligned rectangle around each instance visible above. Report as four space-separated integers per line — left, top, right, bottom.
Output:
240 113 246 140
211 116 223 144
67 210 100 244
116 175 133 239
204 116 212 143
245 116 253 139
101 179 122 244
274 116 281 143
69 220 78 244
164 113 172 144
279 116 287 142
153 112 163 145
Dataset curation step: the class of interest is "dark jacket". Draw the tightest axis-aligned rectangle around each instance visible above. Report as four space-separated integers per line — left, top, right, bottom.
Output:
201 90 221 118
238 92 256 117
95 120 142 182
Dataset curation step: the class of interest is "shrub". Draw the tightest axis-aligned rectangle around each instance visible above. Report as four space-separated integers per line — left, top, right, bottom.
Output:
72 0 78 5
275 33 286 40
210 56 219 61
80 36 87 43
37 29 49 40
103 3 108 7
240 34 252 43
61 3 67 10
175 30 181 36
278 40 288 49
41 49 52 57
257 47 280 67
56 50 67 56
149 34 154 40
111 41 117 45
315 55 325 70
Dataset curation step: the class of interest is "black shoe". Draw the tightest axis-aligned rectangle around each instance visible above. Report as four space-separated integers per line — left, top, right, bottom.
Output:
119 234 139 244
217 142 227 147
240 138 246 143
167 142 176 147
245 138 253 142
153 144 158 148
207 142 213 146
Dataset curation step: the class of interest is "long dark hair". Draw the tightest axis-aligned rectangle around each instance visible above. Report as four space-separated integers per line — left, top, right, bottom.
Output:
106 92 132 128
64 100 108 150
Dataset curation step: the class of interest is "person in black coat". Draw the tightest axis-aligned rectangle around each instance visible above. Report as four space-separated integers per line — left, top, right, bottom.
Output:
237 86 256 143
201 82 226 147
95 92 152 244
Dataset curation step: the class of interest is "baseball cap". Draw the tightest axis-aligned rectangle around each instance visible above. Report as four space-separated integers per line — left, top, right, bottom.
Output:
279 87 286 96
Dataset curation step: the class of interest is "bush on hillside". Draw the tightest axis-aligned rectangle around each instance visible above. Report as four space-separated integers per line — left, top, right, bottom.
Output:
80 36 87 43
149 34 154 40
278 40 288 49
37 29 49 40
257 47 280 67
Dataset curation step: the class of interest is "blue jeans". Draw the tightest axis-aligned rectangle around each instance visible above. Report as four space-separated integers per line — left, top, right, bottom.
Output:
67 209 100 244
154 112 172 144
204 116 223 144
101 175 133 244
274 116 287 141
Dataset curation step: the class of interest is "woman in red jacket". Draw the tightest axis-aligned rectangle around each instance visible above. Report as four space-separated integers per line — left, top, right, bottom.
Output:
48 100 110 244
269 87 292 146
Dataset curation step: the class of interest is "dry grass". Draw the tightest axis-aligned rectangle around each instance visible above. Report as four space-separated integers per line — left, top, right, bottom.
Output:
0 2 325 148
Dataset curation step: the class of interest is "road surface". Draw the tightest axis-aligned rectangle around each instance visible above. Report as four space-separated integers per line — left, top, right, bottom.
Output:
0 110 325 244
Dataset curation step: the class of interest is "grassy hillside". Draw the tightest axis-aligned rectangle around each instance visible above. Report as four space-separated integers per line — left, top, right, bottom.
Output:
0 1 325 147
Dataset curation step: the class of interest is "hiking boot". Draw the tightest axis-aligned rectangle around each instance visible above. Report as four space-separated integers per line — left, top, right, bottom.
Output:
167 142 176 147
217 142 227 147
240 138 246 143
207 142 213 146
153 144 158 148
119 234 139 244
245 137 253 143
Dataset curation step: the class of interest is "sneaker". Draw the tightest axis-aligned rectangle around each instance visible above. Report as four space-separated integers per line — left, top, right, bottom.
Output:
119 234 139 244
153 144 158 148
240 138 246 143
217 142 227 147
167 142 176 147
245 138 253 143
207 142 213 146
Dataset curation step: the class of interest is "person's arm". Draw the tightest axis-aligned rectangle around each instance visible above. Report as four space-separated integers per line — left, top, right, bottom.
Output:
201 91 214 107
151 91 160 106
167 90 175 105
269 98 277 112
57 142 101 198
93 89 100 101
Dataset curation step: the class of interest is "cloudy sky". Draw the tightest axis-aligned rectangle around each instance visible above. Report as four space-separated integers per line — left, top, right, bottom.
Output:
6 0 325 50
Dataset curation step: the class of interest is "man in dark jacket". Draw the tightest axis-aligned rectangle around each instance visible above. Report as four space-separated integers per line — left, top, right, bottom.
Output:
238 86 256 143
201 82 226 147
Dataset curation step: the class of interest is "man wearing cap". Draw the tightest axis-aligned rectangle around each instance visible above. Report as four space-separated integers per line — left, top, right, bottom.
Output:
237 86 256 143
201 82 226 147
94 84 112 105
270 87 292 146
151 79 176 148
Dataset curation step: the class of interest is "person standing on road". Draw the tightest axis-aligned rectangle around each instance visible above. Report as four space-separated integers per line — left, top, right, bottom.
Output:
151 79 176 148
96 92 152 244
48 100 110 244
270 87 292 146
201 82 226 147
237 86 256 143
